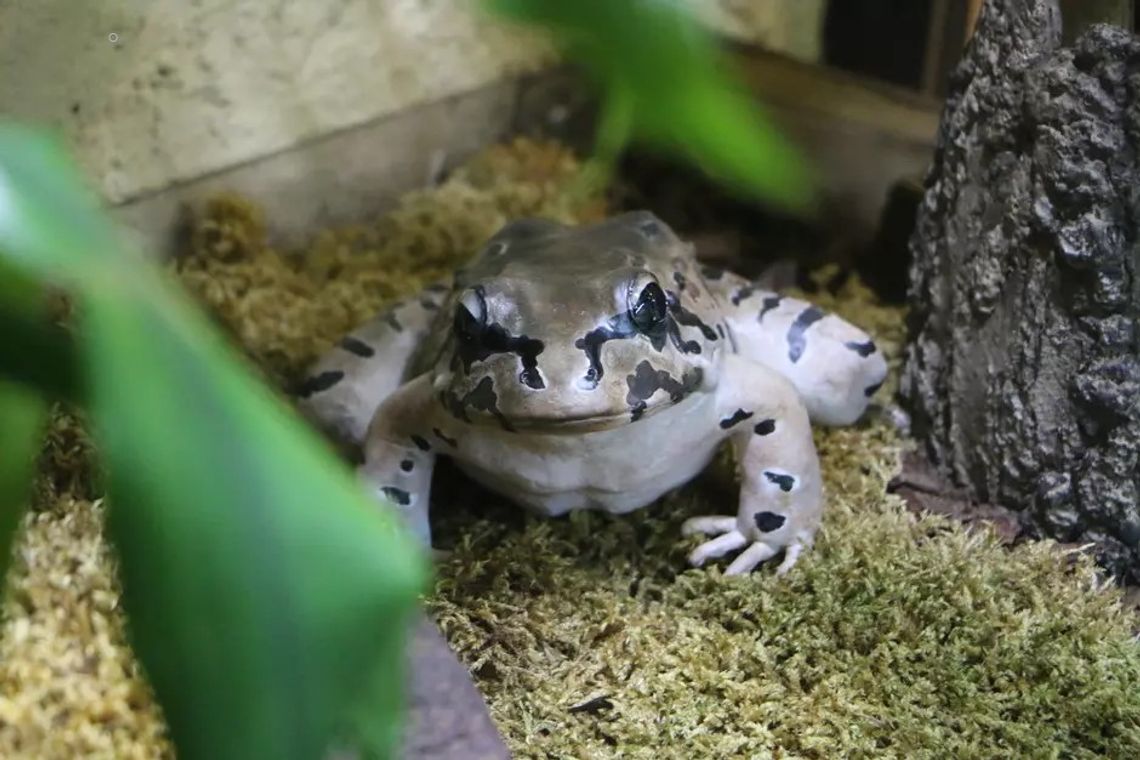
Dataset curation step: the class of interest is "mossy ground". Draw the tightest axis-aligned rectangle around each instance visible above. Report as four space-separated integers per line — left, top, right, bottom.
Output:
1 138 1138 759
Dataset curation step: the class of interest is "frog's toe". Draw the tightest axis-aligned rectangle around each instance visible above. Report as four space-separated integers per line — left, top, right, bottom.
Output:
773 541 806 576
681 516 737 537
688 529 747 566
723 541 779 576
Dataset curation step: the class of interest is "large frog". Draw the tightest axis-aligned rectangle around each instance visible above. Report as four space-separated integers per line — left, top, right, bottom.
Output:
297 212 887 575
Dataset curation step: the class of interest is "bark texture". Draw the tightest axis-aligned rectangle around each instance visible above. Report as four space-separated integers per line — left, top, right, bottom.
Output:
900 0 1140 581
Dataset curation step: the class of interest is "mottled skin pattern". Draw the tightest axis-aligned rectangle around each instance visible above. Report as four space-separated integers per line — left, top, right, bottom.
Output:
298 212 887 575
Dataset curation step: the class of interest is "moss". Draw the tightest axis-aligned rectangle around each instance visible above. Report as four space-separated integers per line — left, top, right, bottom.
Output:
429 422 1140 758
2 136 1137 758
0 495 174 759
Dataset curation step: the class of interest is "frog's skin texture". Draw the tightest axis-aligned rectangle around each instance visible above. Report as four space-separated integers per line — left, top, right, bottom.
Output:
297 212 888 575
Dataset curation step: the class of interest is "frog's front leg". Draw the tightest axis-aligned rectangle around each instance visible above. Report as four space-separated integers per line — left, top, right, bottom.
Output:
684 354 823 576
296 283 448 446
702 269 888 427
358 372 441 547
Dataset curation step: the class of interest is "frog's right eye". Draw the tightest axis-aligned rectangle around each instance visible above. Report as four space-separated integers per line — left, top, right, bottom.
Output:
629 281 668 333
454 289 487 343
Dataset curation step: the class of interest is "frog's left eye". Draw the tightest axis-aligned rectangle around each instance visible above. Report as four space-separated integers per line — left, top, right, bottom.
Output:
484 241 508 257
454 289 487 343
629 281 668 333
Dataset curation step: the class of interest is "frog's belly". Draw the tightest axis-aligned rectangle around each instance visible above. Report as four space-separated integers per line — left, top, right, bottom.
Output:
449 395 723 517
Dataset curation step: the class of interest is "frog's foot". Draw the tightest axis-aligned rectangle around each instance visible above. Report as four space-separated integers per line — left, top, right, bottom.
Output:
683 517 812 576
357 403 439 549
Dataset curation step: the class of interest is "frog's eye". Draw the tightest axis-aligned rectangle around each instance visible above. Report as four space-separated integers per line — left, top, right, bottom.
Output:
484 241 508 257
629 281 668 333
454 289 487 343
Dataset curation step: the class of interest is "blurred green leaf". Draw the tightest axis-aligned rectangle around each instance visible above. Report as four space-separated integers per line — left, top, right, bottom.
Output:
0 122 429 760
0 261 48 582
87 288 425 760
0 300 79 401
0 379 44 584
484 0 817 215
0 124 126 283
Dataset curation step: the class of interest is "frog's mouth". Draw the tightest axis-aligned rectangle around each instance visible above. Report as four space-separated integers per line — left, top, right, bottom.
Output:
462 398 674 435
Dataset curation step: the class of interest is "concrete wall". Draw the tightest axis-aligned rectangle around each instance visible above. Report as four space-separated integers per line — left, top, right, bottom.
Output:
0 1 826 249
696 0 826 61
0 0 556 206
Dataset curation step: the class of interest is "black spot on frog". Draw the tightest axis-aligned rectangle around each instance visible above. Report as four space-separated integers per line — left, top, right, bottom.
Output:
719 409 754 429
339 336 375 358
666 290 717 341
454 286 545 391
625 361 703 421
296 371 344 398
440 376 515 432
763 471 796 492
433 427 458 447
758 295 782 322
844 340 877 357
730 284 759 306
381 486 411 506
576 311 667 389
787 306 825 363
754 511 786 532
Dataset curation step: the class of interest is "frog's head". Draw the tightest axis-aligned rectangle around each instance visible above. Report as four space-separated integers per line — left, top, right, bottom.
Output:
428 212 719 433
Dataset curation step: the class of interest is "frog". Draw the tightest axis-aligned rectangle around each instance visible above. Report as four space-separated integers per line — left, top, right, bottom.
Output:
296 211 888 576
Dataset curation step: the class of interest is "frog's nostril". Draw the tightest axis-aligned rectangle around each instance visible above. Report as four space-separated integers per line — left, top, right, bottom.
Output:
577 365 601 391
520 365 545 390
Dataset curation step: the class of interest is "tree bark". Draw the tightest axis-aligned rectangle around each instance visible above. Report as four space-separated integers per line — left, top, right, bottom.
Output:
900 0 1140 582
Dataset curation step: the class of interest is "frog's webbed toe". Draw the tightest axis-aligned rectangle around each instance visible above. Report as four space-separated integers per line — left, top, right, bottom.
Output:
683 523 746 566
684 518 813 576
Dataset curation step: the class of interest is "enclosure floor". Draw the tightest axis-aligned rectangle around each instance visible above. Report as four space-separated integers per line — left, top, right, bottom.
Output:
2 138 1139 758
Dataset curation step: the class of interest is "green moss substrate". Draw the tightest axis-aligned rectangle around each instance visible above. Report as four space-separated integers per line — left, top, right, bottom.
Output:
3 138 1137 758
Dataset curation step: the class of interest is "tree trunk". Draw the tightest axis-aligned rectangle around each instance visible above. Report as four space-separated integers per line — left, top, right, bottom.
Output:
900 0 1140 582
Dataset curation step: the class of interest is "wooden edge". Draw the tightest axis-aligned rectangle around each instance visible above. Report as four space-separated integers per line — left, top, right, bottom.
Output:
722 40 943 147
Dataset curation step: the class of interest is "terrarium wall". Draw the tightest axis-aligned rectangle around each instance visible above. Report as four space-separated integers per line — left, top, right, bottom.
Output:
0 0 827 253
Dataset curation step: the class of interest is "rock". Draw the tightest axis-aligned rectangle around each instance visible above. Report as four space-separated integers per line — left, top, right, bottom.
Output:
899 0 1140 581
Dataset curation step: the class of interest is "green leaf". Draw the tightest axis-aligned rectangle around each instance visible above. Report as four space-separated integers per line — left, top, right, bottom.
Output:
0 299 80 401
0 379 44 584
483 0 818 215
85 287 427 760
0 262 49 583
0 123 127 283
0 123 429 760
